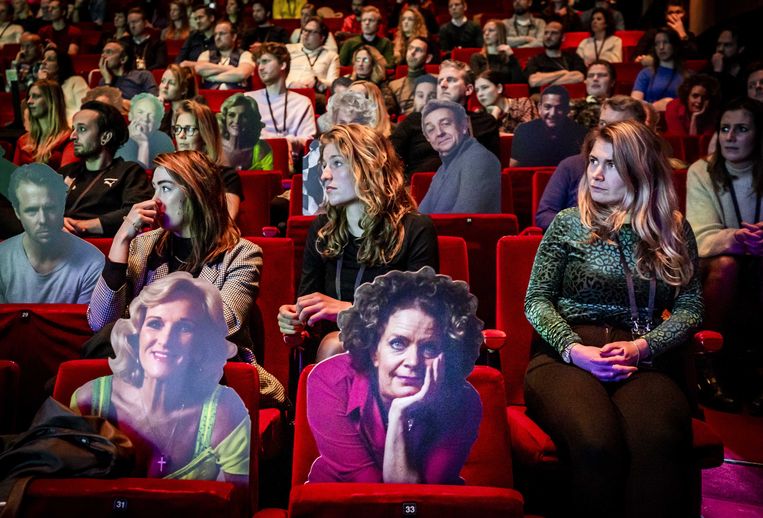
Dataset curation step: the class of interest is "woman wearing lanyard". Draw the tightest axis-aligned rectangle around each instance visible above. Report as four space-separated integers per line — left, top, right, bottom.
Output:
687 98 763 414
277 124 438 362
525 120 701 517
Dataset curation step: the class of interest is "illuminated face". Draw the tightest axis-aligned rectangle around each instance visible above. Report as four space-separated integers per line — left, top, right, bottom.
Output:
299 6 311 26
413 81 435 112
251 2 267 23
214 22 236 52
139 297 203 380
747 70 763 102
437 65 472 104
114 11 126 28
152 167 187 235
14 182 63 246
360 12 379 36
169 3 182 21
127 12 147 37
226 0 239 16
482 21 500 46
400 10 416 36
320 142 359 207
192 8 213 32
26 86 48 120
687 85 708 114
539 93 566 129
70 110 104 159
448 0 466 19
587 138 627 206
423 107 466 156
173 112 202 152
598 105 631 127
159 70 182 101
543 22 563 50
475 77 501 107
372 307 442 406
715 30 740 59
353 49 372 78
40 50 59 79
131 98 158 132
225 105 249 138
585 64 612 98
654 33 674 63
48 0 63 21
257 52 284 85
101 42 126 71
406 39 428 70
719 109 757 166
590 12 606 34
300 20 323 51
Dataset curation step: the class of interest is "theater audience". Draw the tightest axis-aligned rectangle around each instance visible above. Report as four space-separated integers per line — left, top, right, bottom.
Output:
122 7 167 71
0 2 22 48
504 0 545 48
176 4 216 63
0 163 103 303
14 79 70 169
279 124 438 361
61 101 152 237
475 70 537 134
218 93 273 171
579 0 624 32
686 98 763 414
11 0 42 33
158 64 196 135
412 74 436 113
525 120 700 518
339 6 392 67
286 16 340 102
708 27 750 103
161 1 190 41
99 39 159 100
633 0 698 64
39 0 81 55
189 20 255 90
569 59 615 129
10 33 44 93
469 19 524 85
115 93 175 169
37 46 89 124
419 100 500 214
389 36 434 116
347 46 396 115
535 95 647 230
438 0 481 54
510 85 587 167
576 7 622 67
747 62 763 103
86 149 285 406
541 0 582 32
241 1 288 49
392 8 427 66
348 80 391 137
631 27 685 112
524 21 586 92
288 3 337 52
665 74 721 138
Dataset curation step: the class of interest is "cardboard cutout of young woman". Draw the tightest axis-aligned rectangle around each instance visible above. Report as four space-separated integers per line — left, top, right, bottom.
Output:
217 93 273 171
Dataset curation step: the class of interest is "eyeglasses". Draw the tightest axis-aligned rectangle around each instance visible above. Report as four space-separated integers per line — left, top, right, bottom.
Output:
172 125 199 136
301 28 321 36
354 56 370 64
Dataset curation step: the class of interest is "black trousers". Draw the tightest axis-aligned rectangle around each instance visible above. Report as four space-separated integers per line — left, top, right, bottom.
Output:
524 352 696 518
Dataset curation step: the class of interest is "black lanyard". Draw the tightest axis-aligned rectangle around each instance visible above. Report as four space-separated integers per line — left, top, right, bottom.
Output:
303 47 324 68
614 235 656 336
728 181 762 227
265 88 288 136
335 255 366 302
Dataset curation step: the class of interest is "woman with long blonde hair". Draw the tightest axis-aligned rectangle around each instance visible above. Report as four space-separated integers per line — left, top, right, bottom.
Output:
14 79 70 168
524 120 701 516
278 124 438 361
392 8 427 66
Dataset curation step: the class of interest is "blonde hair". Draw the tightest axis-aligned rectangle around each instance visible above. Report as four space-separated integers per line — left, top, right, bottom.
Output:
480 19 510 63
317 124 416 266
578 121 693 287
392 8 427 65
350 45 387 84
350 80 391 136
25 79 70 162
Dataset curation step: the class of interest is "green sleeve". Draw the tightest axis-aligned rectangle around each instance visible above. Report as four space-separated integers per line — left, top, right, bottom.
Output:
250 140 274 171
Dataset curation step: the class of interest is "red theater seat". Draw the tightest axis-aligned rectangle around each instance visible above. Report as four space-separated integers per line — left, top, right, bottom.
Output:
236 170 282 236
511 47 543 68
450 47 481 64
561 31 588 49
0 359 19 433
505 166 556 230
198 89 245 112
288 173 303 216
530 169 553 227
263 138 290 178
410 171 514 214
285 214 317 294
437 236 469 284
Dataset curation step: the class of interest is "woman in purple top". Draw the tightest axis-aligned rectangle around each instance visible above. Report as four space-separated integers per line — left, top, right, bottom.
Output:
306 267 483 484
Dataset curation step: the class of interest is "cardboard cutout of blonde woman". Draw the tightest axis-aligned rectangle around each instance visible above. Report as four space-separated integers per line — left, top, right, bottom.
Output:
306 267 483 484
115 93 176 169
218 93 274 171
71 272 251 486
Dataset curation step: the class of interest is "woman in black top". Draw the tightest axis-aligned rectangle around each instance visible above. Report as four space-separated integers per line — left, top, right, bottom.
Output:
470 19 524 85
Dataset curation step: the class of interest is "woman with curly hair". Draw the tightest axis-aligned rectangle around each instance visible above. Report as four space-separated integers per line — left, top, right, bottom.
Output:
665 73 721 137
218 92 273 171
469 19 523 84
392 8 427 66
278 124 438 361
348 46 397 116
576 7 622 67
14 79 70 168
524 120 701 516
349 79 392 136
306 266 482 483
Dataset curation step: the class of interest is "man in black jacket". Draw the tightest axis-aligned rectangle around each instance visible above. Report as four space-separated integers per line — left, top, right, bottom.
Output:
60 102 153 237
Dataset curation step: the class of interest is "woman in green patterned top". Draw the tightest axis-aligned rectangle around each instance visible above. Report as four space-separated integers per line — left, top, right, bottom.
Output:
524 121 702 517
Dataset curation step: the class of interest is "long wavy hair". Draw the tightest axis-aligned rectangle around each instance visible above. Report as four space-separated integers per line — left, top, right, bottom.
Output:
650 26 684 75
350 45 387 84
25 79 69 162
152 151 241 272
317 124 416 266
393 8 427 65
350 80 391 136
578 121 693 287
480 19 510 63
708 97 763 197
218 93 264 148
175 99 223 163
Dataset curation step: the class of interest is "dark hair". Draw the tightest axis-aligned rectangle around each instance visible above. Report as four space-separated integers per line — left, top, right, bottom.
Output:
709 97 763 197
339 267 483 380
78 100 129 154
43 45 75 83
589 7 615 38
420 98 469 129
587 59 616 85
127 6 145 19
677 73 720 116
8 163 67 211
104 38 133 71
414 73 437 89
476 69 504 91
304 15 328 40
717 26 745 50
216 19 237 36
651 27 683 72
541 84 570 108
192 4 216 19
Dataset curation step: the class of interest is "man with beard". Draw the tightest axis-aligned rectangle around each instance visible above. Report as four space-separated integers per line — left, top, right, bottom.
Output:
191 20 255 90
510 85 587 167
59 101 152 237
524 21 586 93
504 0 545 48
176 4 216 63
242 1 288 50
0 163 104 303
708 28 750 103
99 39 158 100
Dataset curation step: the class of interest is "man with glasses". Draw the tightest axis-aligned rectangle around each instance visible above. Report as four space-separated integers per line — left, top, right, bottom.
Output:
439 0 482 54
176 4 216 63
190 20 255 90
286 16 339 97
339 6 393 67
58 101 152 237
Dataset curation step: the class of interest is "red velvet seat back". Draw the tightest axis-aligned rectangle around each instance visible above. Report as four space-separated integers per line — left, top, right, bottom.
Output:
672 168 688 215
495 235 542 406
505 166 555 230
531 169 554 227
450 47 481 64
236 170 282 236
0 359 19 433
289 173 303 216
437 236 469 284
263 138 290 178
285 214 317 295
292 364 514 489
510 47 543 68
198 89 245 112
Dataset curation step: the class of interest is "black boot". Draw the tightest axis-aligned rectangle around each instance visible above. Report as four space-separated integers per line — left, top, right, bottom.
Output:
697 357 741 412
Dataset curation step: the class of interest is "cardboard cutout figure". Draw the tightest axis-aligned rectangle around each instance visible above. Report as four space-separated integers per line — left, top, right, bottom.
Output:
116 93 176 168
72 272 251 486
306 267 483 484
218 93 273 171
